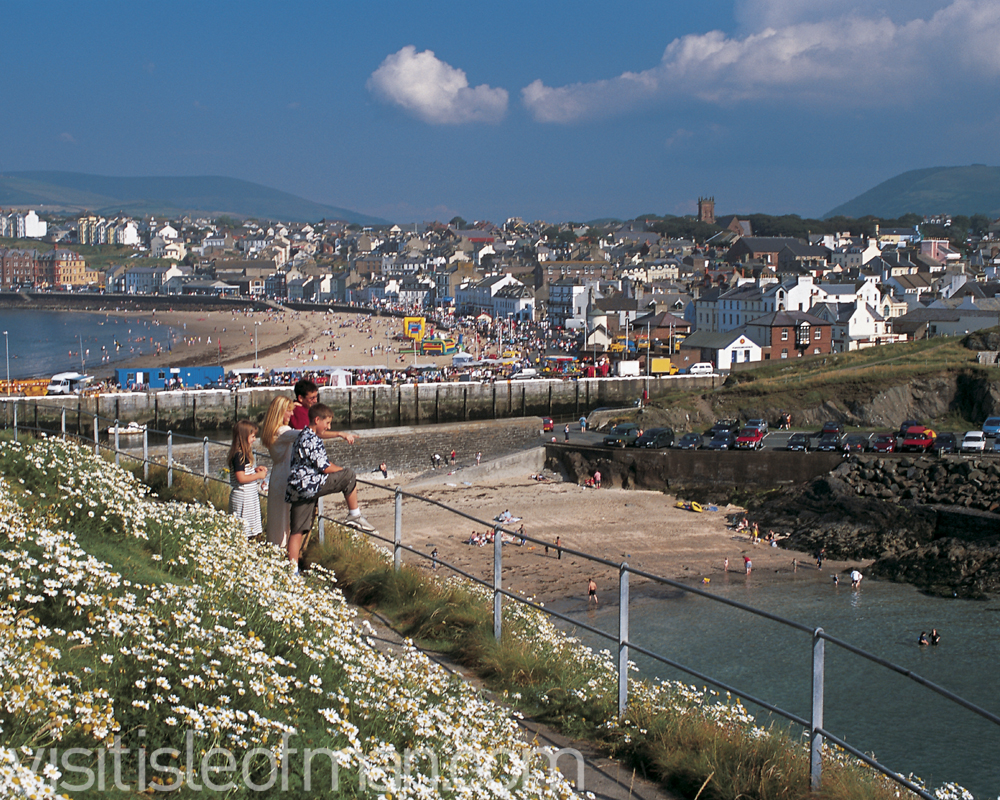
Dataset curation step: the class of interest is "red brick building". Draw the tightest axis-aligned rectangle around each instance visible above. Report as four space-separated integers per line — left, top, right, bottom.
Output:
744 310 832 360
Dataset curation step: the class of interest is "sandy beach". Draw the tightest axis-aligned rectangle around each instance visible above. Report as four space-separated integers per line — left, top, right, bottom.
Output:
353 463 867 611
93 307 459 378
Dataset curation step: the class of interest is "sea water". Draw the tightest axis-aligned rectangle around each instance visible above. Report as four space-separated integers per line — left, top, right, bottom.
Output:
556 576 1000 797
0 308 175 379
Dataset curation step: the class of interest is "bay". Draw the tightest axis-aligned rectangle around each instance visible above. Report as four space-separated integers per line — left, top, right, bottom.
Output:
0 309 175 379
559 578 1000 797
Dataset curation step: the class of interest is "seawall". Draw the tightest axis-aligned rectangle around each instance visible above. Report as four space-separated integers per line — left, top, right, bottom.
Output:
6 374 719 432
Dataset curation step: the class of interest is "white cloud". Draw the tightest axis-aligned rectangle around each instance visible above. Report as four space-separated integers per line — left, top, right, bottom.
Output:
522 0 1000 122
368 46 508 124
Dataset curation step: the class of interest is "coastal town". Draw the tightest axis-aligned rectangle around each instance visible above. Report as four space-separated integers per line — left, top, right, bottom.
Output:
2 202 1000 377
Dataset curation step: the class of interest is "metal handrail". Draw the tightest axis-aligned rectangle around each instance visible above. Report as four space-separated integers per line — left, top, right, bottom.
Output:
1 401 993 799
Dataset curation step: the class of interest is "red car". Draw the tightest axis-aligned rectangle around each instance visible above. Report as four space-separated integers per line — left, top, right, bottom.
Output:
735 426 766 450
870 433 896 453
542 417 554 432
901 426 936 453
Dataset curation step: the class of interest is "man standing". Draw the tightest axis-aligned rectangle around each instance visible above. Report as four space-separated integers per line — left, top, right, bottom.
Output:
587 578 598 605
593 470 601 489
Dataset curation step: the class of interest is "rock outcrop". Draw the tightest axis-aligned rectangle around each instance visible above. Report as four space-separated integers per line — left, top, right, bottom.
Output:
749 454 1000 599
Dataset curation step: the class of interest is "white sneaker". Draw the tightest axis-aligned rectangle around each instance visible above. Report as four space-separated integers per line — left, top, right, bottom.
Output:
344 514 377 533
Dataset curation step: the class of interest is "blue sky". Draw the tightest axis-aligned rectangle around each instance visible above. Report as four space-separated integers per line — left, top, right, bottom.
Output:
2 0 999 224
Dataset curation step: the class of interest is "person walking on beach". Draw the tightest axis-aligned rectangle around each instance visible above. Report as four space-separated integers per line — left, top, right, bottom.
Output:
476 451 482 466
743 555 752 574
816 547 826 570
431 547 439 570
588 578 598 605
555 536 562 560
593 470 601 489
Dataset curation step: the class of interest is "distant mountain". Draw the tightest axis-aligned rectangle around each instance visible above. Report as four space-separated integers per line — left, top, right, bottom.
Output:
824 165 1000 219
0 171 388 225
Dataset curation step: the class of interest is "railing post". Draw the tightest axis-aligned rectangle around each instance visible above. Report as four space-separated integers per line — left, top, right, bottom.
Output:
61 408 66 439
317 495 325 545
92 413 97 455
114 420 120 466
143 428 149 481
811 627 825 791
493 524 502 641
618 563 630 719
393 488 402 571
13 401 17 440
167 431 173 488
203 437 209 483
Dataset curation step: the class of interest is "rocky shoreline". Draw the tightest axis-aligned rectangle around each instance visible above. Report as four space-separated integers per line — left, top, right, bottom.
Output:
748 454 1000 599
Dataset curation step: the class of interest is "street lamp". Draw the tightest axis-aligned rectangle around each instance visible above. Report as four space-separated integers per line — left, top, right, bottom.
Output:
254 321 261 367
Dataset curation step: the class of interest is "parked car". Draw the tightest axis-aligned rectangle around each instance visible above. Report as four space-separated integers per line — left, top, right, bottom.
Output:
901 426 936 453
821 420 844 436
870 433 897 454
707 432 736 450
933 433 957 454
982 417 1000 438
676 432 703 450
992 437 1000 453
603 423 641 448
898 419 923 437
706 418 740 437
746 418 769 433
787 432 811 451
542 416 554 432
841 433 871 454
634 427 675 448
816 433 842 452
735 427 766 450
961 430 987 453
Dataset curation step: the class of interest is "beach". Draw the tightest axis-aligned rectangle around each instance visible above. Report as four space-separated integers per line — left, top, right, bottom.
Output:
91 307 460 378
355 462 867 610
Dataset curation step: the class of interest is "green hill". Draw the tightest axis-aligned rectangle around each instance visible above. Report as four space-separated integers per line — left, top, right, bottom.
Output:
824 164 1000 219
0 171 388 225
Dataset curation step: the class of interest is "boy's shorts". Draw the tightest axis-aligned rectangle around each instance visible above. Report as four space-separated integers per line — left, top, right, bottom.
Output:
289 468 357 535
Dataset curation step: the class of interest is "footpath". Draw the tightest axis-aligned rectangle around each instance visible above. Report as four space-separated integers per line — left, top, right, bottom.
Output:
353 604 676 800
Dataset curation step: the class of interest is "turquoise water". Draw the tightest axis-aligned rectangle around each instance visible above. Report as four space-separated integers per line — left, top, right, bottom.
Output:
0 309 175 379
557 576 1000 797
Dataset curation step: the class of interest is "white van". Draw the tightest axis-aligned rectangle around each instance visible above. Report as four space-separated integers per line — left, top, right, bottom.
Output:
688 362 715 376
510 368 538 380
46 372 94 395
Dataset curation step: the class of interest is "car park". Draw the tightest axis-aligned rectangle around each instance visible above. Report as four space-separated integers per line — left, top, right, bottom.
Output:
932 432 957 454
821 421 844 436
787 432 810 451
841 433 871 453
634 427 675 448
746 418 768 433
816 433 842 452
961 430 987 453
870 433 896 453
707 432 736 450
983 417 1000 438
901 426 936 453
603 423 640 447
735 427 766 450
676 432 703 450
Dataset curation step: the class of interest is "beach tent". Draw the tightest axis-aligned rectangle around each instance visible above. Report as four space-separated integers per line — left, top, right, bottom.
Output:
451 350 475 367
326 368 352 388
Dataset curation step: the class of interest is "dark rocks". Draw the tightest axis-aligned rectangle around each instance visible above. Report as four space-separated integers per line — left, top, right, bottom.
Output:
749 455 1000 598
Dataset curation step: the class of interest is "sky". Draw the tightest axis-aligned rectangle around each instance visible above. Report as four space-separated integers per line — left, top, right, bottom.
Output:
2 0 999 224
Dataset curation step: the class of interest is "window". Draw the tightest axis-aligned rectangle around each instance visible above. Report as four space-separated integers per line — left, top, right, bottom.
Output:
814 328 822 340
781 348 788 359
814 347 820 354
781 328 788 340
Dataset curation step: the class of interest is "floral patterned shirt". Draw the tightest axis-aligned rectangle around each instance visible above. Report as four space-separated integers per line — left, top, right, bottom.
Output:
285 428 330 502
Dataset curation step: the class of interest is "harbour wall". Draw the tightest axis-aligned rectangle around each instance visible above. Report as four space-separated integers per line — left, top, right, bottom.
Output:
7 374 718 432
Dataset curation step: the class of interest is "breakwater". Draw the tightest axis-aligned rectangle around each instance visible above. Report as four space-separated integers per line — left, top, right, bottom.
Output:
4 374 718 432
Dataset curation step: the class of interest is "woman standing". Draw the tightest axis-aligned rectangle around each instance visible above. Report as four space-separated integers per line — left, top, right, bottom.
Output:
260 396 298 548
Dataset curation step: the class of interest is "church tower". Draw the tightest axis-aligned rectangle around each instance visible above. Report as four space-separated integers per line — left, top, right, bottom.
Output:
698 196 716 225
